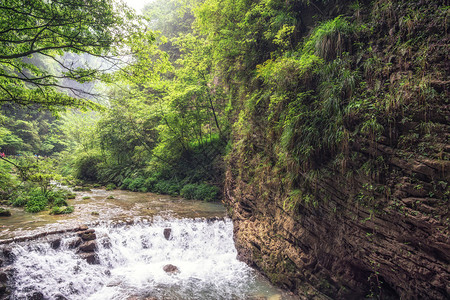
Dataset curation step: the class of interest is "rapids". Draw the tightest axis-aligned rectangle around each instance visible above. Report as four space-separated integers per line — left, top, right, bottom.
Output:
1 189 296 300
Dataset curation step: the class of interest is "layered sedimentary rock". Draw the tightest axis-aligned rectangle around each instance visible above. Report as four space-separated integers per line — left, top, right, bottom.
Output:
224 1 449 298
226 139 449 298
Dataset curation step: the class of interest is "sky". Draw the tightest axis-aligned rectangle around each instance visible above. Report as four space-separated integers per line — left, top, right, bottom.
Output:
123 0 151 13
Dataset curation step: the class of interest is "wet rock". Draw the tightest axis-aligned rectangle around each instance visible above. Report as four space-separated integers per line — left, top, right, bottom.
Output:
0 209 11 217
0 272 7 283
106 279 122 287
1 247 14 262
27 291 44 300
126 296 158 300
78 225 89 231
50 238 61 250
206 216 223 223
163 228 172 240
0 283 6 294
78 229 96 241
54 294 67 300
101 238 112 249
79 240 97 252
80 232 96 241
67 237 82 249
163 264 179 274
81 229 95 235
79 253 99 265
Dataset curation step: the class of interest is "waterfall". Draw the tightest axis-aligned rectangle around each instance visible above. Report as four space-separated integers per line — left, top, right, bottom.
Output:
8 217 283 300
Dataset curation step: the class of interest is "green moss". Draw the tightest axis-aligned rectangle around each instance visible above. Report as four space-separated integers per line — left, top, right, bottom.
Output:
0 208 11 216
105 183 116 191
50 206 74 215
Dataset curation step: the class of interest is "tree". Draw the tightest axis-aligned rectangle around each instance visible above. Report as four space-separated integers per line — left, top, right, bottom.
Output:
0 0 142 110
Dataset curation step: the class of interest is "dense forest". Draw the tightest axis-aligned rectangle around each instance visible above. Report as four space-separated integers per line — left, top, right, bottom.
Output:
0 0 449 299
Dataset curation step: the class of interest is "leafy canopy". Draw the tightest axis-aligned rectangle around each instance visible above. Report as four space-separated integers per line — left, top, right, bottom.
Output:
0 0 142 110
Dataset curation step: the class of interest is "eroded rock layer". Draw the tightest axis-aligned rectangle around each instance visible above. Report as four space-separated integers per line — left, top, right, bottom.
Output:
224 0 449 299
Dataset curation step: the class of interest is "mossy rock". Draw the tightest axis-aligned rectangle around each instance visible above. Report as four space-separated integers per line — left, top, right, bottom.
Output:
106 195 115 199
105 183 117 191
50 206 74 215
0 208 11 217
82 196 91 200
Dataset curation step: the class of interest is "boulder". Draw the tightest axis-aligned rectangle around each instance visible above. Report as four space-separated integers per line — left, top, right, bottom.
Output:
0 272 7 283
79 241 97 252
80 232 96 241
50 238 61 250
78 225 89 231
67 237 82 249
163 228 172 240
163 264 179 274
0 209 10 217
101 238 111 249
106 280 122 287
27 291 44 300
79 253 99 265
1 247 14 262
54 294 67 300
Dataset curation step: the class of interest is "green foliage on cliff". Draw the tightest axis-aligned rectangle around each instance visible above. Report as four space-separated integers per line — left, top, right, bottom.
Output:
1 0 448 212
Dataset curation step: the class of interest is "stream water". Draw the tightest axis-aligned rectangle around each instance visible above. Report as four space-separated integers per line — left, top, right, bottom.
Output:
1 189 296 300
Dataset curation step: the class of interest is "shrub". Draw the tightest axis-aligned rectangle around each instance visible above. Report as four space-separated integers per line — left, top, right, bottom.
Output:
195 184 219 202
53 198 68 207
105 183 116 191
46 190 67 204
144 177 158 191
120 178 133 190
11 195 28 207
129 177 145 192
25 191 48 213
153 180 181 196
153 181 169 194
180 184 197 200
74 154 102 181
180 183 220 201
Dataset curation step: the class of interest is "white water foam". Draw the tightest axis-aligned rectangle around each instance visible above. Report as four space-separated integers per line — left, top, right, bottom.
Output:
9 218 279 300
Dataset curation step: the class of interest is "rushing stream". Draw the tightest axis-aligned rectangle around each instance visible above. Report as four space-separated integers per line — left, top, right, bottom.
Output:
1 189 296 300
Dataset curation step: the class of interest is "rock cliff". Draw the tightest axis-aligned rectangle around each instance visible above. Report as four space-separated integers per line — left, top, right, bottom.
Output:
224 0 449 299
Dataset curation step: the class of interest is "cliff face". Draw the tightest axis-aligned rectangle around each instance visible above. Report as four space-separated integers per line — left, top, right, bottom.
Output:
224 1 449 299
226 137 449 299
